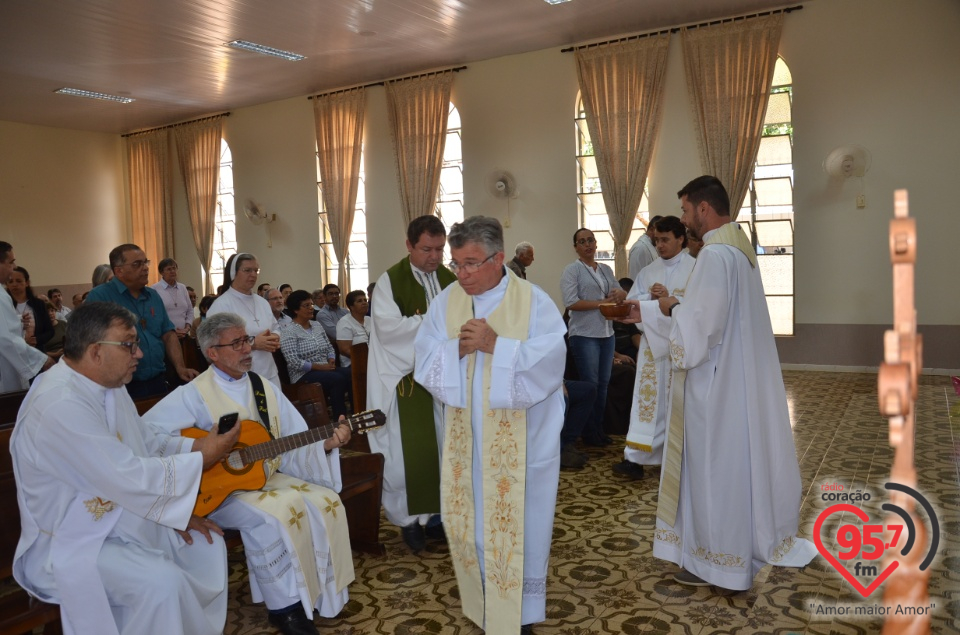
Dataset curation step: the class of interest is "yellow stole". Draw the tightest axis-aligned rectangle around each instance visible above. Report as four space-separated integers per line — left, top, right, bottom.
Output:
442 269 531 633
192 369 355 600
658 222 756 527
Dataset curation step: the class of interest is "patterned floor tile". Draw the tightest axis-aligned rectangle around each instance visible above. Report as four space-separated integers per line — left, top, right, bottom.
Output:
213 372 958 635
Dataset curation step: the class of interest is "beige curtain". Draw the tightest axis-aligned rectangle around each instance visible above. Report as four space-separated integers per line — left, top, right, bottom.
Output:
126 130 172 285
314 88 366 292
385 71 454 228
576 35 671 277
682 13 783 218
174 116 224 292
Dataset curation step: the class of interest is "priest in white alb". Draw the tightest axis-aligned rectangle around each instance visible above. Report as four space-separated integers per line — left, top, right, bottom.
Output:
613 215 696 481
414 216 567 635
143 312 355 635
12 302 240 635
621 176 816 590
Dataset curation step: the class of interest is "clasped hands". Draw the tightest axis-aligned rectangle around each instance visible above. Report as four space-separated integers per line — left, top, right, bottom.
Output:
458 318 498 358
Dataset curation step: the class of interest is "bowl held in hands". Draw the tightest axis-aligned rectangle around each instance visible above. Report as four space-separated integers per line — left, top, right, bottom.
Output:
599 303 630 319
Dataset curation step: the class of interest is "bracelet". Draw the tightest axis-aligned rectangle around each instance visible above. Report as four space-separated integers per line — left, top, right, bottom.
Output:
668 301 681 316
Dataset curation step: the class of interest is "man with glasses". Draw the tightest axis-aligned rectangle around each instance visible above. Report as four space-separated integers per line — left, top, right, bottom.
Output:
367 215 456 553
88 243 199 399
0 241 54 391
266 288 292 328
144 312 354 635
413 216 566 635
11 302 241 635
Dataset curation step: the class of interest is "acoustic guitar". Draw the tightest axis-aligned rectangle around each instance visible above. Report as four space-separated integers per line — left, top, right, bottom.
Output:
181 409 385 516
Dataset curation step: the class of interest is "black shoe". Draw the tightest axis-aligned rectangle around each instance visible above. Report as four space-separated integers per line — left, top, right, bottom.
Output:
401 522 426 552
560 446 587 469
582 436 613 447
268 609 318 635
520 625 535 635
424 521 447 543
612 460 645 480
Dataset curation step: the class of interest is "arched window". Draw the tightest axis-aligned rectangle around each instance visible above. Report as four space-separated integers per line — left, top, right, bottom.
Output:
575 96 648 267
211 138 236 292
436 102 463 251
739 57 794 336
318 150 368 292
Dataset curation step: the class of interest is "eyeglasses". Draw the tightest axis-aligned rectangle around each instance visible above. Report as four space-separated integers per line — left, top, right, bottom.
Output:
575 237 597 246
448 254 495 275
211 335 256 351
123 259 151 269
97 339 141 355
239 267 260 275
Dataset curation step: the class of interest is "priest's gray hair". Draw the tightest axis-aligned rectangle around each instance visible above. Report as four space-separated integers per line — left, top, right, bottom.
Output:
197 312 248 361
63 302 137 361
515 241 533 256
448 216 504 256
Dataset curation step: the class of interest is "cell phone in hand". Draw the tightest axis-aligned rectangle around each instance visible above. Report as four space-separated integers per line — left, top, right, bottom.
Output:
217 412 239 435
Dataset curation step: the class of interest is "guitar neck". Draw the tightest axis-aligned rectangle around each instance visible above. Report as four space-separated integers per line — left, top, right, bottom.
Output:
238 422 339 464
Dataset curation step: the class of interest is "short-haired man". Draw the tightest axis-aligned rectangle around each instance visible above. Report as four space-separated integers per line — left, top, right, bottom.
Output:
615 215 695 481
152 258 194 338
686 228 705 258
87 244 199 398
627 214 663 281
367 215 456 551
0 241 55 392
622 176 815 589
257 282 272 297
72 292 84 308
414 216 566 635
265 288 292 328
12 302 239 635
505 241 534 279
315 284 347 343
48 288 71 321
279 283 292 300
144 313 354 635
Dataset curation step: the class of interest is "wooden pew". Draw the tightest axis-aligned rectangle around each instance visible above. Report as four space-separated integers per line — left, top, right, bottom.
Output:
0 424 63 635
350 342 368 414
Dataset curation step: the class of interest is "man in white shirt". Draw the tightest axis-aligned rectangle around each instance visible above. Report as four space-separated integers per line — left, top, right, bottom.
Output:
266 288 293 328
627 215 662 281
151 258 193 338
12 302 239 635
315 284 348 343
48 288 72 321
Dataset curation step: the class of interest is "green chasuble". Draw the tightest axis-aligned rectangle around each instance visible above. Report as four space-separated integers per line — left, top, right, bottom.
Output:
387 256 457 514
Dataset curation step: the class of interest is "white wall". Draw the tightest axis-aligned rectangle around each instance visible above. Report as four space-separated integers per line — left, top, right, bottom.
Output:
0 121 125 288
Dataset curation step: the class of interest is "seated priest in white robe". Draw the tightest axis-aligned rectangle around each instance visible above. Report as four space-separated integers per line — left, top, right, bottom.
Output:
622 176 816 591
11 302 240 635
414 216 567 635
143 312 355 635
615 216 696 481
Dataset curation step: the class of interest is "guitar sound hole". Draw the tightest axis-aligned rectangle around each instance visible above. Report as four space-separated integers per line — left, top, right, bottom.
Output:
223 449 252 475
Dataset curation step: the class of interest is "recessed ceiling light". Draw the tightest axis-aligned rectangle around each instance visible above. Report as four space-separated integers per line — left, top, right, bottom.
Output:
54 87 135 103
544 0 573 4
226 40 306 61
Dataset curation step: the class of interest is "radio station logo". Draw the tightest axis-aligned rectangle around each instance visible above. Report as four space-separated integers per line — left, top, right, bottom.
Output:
813 481 939 598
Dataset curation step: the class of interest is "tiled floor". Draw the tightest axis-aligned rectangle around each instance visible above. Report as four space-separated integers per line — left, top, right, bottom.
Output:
224 371 960 634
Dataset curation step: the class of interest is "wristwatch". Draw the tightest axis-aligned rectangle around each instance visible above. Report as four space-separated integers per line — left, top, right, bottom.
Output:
668 301 681 316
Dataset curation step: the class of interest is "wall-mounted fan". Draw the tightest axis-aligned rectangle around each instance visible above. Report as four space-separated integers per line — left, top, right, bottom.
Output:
486 169 519 227
243 199 277 247
823 145 872 208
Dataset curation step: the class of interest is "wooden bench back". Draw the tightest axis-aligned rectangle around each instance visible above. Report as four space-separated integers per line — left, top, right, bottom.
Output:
350 342 368 414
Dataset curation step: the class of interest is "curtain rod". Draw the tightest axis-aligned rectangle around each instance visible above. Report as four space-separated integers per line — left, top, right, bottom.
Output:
122 112 230 138
561 4 802 53
308 65 467 100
